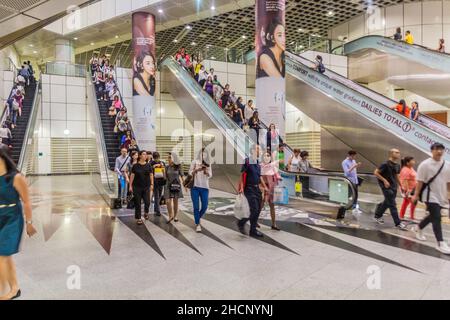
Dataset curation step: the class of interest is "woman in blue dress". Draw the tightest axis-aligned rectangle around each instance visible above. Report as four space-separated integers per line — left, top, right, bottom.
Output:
0 145 36 300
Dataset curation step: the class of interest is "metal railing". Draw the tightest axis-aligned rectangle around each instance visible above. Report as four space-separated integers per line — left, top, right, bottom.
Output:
46 62 86 77
18 82 41 175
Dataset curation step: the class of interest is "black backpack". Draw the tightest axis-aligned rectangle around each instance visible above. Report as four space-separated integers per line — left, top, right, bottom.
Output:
318 62 325 74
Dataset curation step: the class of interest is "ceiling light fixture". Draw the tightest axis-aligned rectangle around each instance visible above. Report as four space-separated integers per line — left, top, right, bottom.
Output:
29 44 34 47
327 11 334 16
90 42 94 46
191 42 196 46
185 25 192 30
173 39 178 43
241 35 247 39
33 51 37 54
210 6 215 10
115 35 119 39
158 9 163 13
73 37 78 40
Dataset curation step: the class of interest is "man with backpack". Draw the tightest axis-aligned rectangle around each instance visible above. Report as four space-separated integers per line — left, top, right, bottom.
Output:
411 143 450 254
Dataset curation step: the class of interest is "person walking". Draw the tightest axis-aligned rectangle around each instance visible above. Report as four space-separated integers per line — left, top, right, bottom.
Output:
411 143 450 254
0 145 36 300
437 39 445 53
129 151 153 225
373 149 408 230
237 145 269 237
260 151 281 230
410 101 419 121
189 149 212 232
150 152 165 216
164 153 185 224
342 150 362 216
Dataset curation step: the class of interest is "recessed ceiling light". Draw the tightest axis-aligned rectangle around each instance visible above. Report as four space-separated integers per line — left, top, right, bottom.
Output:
173 39 178 43
210 6 215 10
191 42 196 46
64 129 70 135
90 42 94 46
211 56 216 60
73 37 78 40
185 25 192 30
29 44 34 47
33 50 37 54
327 11 334 16
158 9 163 13
241 35 247 39
115 35 119 39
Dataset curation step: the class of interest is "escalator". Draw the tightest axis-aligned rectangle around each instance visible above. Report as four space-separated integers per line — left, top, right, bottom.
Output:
343 35 450 109
246 50 450 171
160 57 358 218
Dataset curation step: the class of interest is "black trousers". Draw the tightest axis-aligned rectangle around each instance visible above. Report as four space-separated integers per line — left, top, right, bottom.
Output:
374 188 401 226
419 203 443 242
133 187 150 219
239 185 262 233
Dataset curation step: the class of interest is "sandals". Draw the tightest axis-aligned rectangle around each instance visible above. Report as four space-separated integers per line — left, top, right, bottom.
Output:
271 225 281 231
136 219 144 225
174 218 179 222
166 217 174 224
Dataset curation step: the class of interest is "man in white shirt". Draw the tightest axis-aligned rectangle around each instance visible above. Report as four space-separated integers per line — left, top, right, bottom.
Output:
412 142 450 254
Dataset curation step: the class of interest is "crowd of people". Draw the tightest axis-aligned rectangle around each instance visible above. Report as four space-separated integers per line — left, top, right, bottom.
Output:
0 62 36 151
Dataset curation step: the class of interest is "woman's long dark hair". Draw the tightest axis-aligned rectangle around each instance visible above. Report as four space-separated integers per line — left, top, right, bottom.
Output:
265 18 283 48
0 144 18 182
399 99 407 115
134 50 156 96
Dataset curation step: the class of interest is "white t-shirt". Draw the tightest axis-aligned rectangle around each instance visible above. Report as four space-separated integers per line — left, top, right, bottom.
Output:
417 158 450 208
189 160 212 189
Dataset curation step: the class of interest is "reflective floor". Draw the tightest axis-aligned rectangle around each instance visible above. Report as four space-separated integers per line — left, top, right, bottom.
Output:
12 175 450 299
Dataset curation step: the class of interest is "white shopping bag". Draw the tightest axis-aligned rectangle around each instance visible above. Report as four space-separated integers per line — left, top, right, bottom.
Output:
234 194 250 219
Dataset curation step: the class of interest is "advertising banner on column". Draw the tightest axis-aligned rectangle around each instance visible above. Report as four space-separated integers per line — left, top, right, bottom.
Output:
132 12 156 151
255 0 286 144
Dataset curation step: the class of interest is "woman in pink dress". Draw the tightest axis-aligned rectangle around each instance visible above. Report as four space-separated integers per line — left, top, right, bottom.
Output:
260 151 281 230
399 156 417 220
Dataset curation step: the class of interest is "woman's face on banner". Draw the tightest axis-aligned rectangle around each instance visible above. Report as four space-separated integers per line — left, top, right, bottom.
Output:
143 55 155 76
274 24 286 51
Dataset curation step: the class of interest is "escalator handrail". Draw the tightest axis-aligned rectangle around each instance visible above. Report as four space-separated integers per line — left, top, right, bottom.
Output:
162 56 357 210
17 82 40 173
284 51 450 143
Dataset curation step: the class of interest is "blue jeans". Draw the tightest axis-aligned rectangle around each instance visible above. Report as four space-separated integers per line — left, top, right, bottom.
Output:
11 110 18 126
191 187 209 225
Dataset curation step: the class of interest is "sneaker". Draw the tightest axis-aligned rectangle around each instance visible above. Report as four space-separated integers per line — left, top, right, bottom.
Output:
396 222 408 231
352 208 362 214
412 225 427 241
196 225 202 233
373 217 385 225
436 242 450 255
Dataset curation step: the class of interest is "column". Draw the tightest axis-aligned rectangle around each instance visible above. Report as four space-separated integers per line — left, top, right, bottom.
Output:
131 12 157 151
255 0 286 149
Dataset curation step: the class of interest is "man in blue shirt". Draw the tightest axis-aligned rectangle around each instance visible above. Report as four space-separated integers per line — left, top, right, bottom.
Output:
237 145 269 238
342 150 362 216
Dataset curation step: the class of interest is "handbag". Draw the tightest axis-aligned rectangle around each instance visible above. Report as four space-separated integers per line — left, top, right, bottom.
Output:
126 192 135 209
169 179 182 193
357 177 364 186
234 194 250 219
